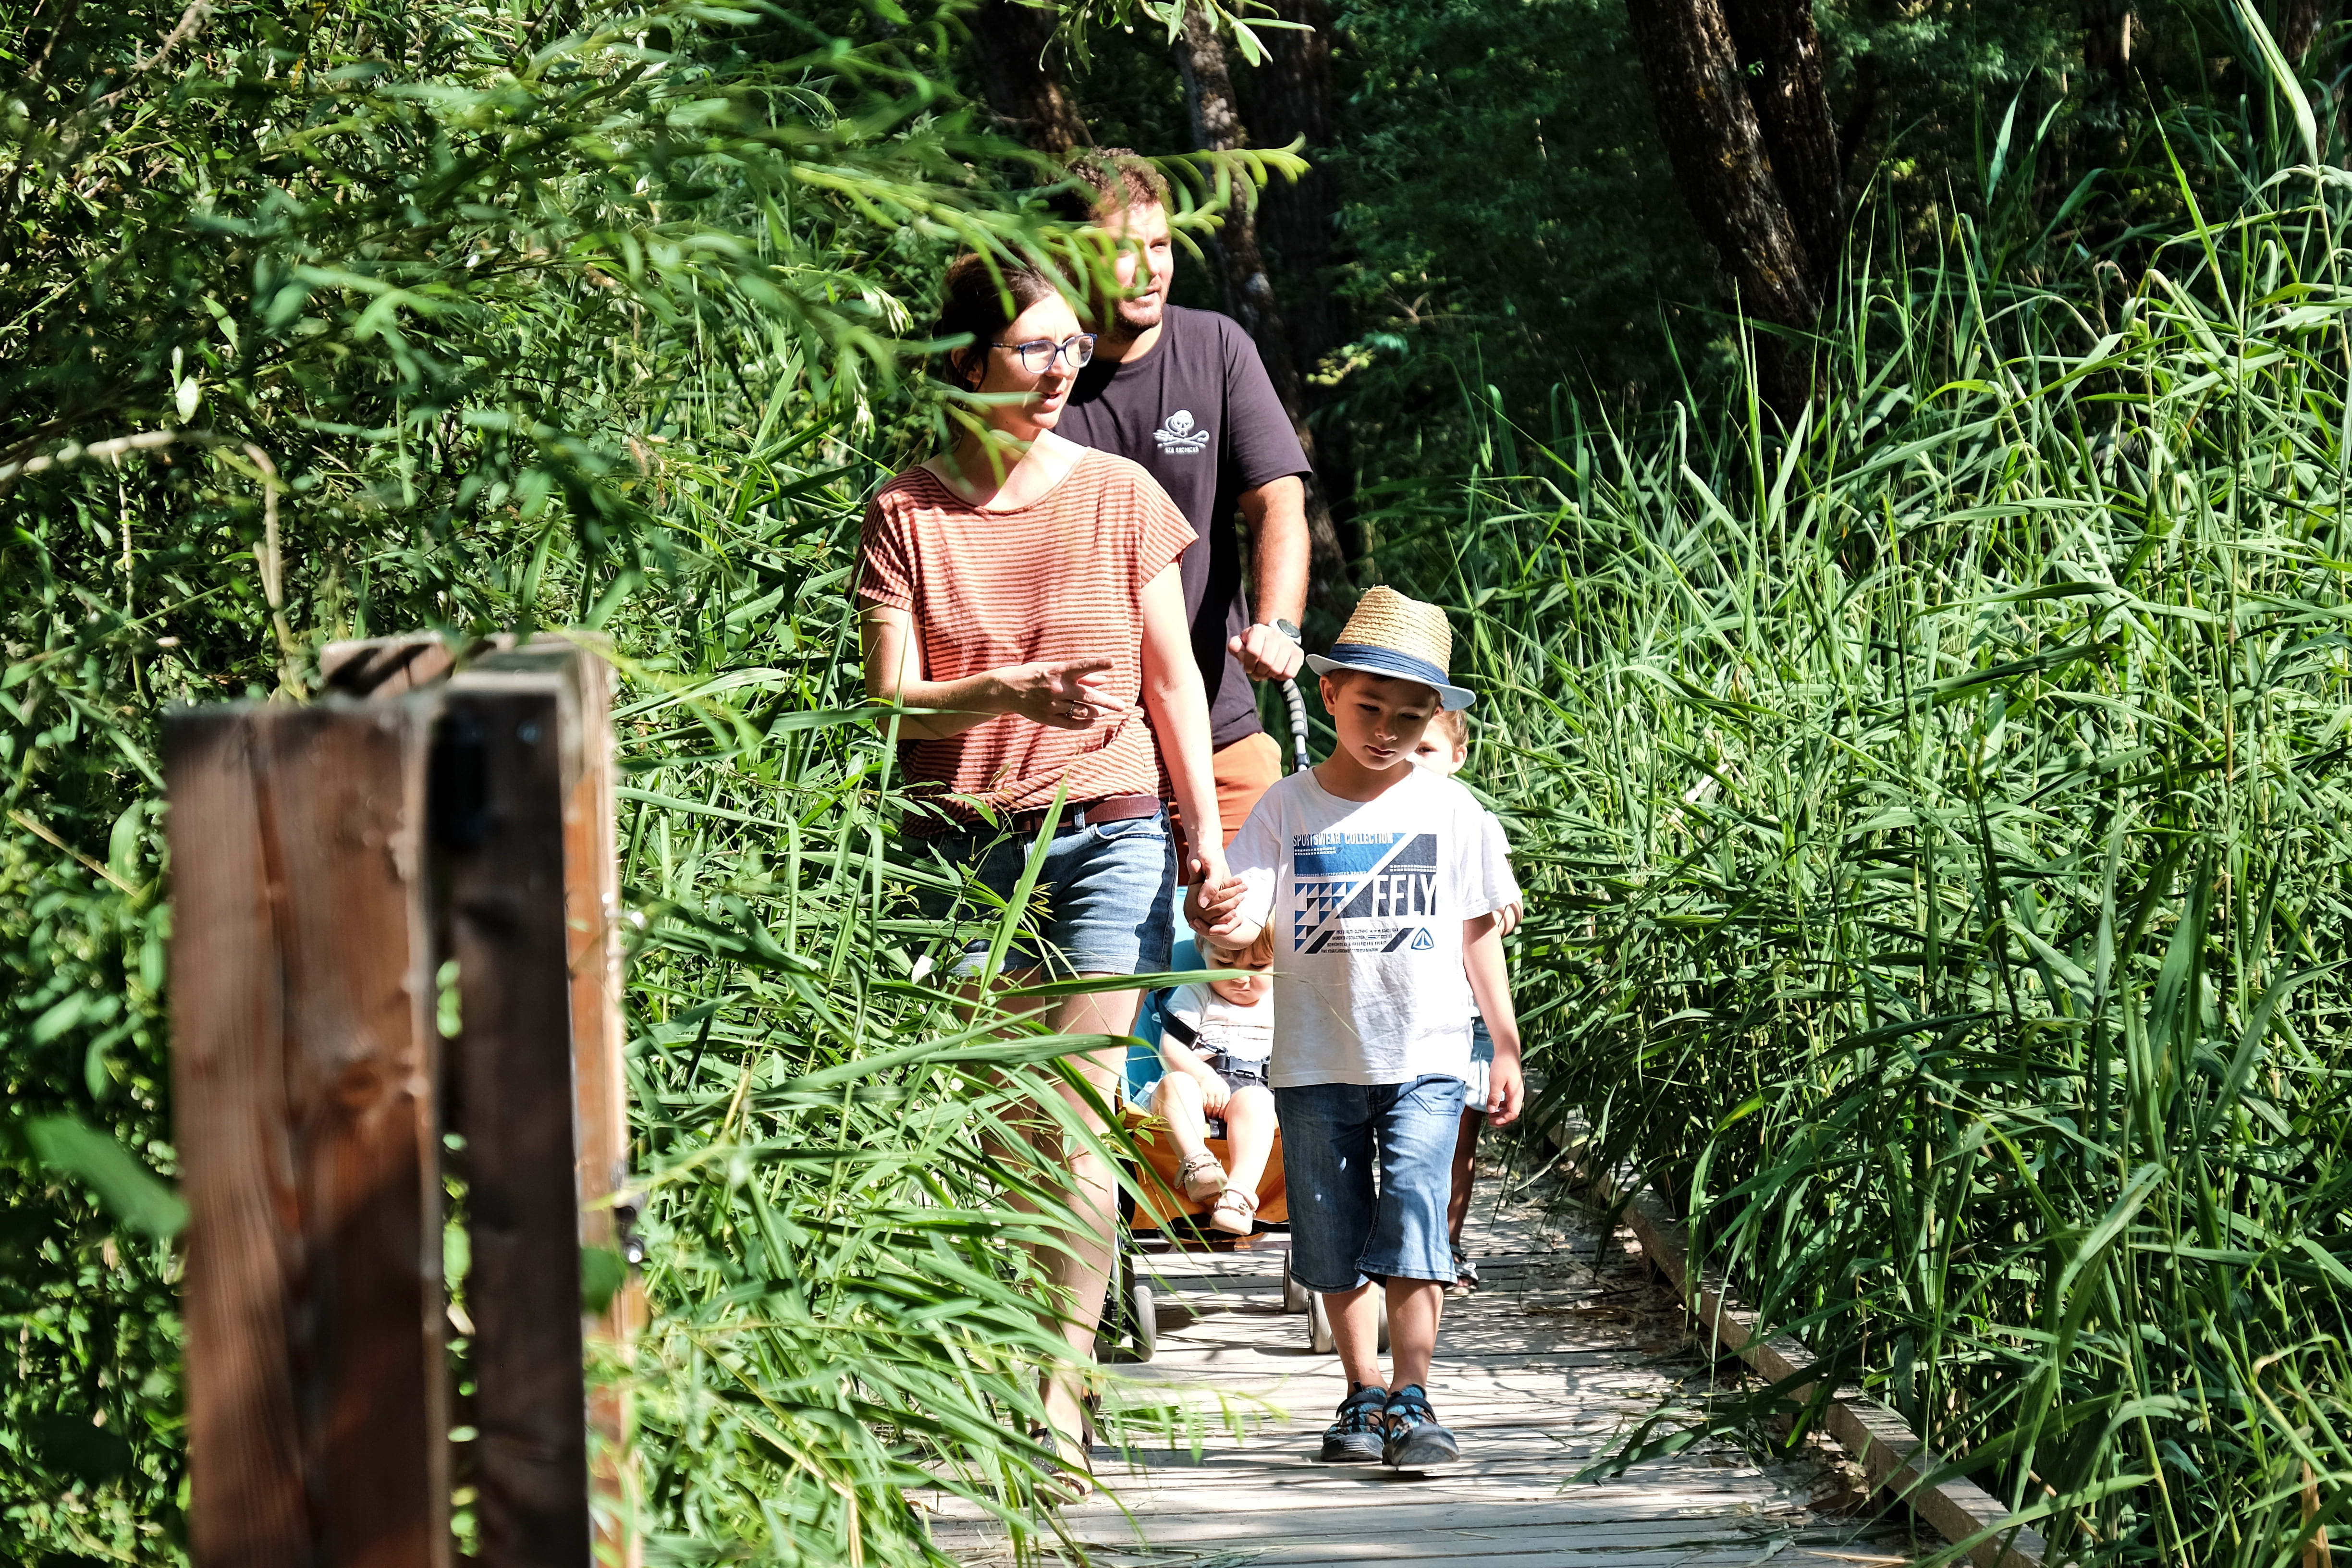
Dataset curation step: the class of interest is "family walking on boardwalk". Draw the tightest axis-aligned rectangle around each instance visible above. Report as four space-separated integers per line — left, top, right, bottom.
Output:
853 149 1526 1497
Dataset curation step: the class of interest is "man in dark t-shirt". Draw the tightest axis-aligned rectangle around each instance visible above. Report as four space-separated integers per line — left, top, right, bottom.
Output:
1054 150 1312 851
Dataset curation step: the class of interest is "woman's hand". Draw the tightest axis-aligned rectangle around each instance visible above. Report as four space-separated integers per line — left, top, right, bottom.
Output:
864 604 1118 741
1003 657 1118 730
1186 870 1251 943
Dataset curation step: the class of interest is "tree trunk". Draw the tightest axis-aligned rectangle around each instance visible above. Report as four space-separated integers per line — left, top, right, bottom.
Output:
2275 0 2331 63
2082 1 2136 98
1721 0 1844 283
1229 0 1343 384
1174 6 1352 612
1624 0 1826 416
1229 0 1363 575
966 0 1089 154
1175 7 1288 369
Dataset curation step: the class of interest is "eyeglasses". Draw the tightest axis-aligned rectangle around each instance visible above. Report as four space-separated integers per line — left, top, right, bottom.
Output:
990 333 1097 374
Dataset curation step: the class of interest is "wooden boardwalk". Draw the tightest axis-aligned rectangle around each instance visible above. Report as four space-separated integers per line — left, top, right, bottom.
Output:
927 1168 1915 1567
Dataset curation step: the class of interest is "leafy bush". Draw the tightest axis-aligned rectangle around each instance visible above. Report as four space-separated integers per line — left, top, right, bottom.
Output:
0 0 1246 1559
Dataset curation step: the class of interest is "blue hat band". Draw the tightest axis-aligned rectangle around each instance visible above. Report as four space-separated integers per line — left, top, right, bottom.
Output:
1324 643 1452 689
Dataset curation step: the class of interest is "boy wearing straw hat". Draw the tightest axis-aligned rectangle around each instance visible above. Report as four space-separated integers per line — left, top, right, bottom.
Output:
1187 587 1525 1469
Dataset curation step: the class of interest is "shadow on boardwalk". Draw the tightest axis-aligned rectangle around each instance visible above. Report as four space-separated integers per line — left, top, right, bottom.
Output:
925 1161 1925 1566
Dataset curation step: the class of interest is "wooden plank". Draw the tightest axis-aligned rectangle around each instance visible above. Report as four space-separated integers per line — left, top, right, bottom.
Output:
466 637 639 1563
550 641 640 1563
168 701 448 1568
937 1167 1896 1568
438 676 589 1568
319 634 514 698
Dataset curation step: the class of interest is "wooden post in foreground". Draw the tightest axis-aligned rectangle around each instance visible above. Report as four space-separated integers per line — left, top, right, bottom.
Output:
167 699 449 1568
169 634 632 1567
434 643 638 1565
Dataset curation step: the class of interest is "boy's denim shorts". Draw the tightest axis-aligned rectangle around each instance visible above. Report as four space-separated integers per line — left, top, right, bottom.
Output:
915 811 1175 979
1274 1075 1467 1291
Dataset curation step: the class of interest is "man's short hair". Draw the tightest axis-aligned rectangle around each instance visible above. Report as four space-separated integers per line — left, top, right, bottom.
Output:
1054 147 1172 224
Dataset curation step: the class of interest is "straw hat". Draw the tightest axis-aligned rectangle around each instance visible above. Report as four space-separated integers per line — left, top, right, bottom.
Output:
1304 586 1475 711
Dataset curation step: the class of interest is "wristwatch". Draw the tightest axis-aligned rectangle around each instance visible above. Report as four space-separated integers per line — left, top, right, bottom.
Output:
1261 618 1301 643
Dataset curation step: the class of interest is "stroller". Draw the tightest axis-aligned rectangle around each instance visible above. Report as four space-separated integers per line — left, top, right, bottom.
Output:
1095 680 1386 1360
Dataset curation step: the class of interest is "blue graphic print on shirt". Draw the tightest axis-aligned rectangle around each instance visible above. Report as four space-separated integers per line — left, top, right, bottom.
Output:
1293 831 1442 954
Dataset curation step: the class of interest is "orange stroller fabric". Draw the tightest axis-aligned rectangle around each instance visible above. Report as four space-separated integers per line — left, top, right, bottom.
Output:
1121 1107 1287 1231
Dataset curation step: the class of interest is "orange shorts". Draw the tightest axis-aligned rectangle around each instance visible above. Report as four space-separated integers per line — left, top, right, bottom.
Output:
1170 730 1286 873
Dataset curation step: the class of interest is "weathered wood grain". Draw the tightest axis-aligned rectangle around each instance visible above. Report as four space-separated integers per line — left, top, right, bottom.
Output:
438 674 589 1568
456 637 639 1562
168 700 448 1568
927 1181 1896 1567
550 643 641 1563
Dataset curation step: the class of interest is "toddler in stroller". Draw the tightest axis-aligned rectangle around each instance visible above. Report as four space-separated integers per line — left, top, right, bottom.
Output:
1150 928 1278 1235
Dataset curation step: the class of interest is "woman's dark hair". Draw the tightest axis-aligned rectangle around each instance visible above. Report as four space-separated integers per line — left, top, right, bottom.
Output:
935 254 1058 392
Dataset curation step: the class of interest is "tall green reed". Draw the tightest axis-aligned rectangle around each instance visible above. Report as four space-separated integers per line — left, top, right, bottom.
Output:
1 1 1271 1559
1395 171 2352 1562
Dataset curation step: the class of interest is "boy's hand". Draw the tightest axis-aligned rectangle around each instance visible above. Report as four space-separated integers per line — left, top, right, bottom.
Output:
1193 1069 1232 1113
1486 1052 1524 1126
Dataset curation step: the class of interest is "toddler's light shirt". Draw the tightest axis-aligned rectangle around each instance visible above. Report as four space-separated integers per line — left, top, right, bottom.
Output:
1160 982 1274 1064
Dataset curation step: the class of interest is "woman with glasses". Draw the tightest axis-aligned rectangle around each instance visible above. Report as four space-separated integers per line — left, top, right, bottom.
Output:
855 254 1227 1497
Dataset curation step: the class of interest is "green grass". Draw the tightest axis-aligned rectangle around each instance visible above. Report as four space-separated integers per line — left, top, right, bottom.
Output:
0 1 1236 1559
1393 170 2352 1562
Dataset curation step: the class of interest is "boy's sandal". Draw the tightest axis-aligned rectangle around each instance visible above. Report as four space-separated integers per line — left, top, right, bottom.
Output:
1208 1186 1258 1235
1176 1152 1227 1203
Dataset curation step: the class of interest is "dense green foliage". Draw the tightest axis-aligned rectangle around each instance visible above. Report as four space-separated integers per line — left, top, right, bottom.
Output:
18 0 2352 1563
1426 170 2352 1561
0 0 1266 1559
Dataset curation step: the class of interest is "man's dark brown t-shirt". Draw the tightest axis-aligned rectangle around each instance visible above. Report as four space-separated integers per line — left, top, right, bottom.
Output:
1056 306 1312 750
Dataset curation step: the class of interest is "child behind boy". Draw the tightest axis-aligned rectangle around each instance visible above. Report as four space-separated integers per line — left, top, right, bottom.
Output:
1411 709 1523 1294
1188 587 1524 1469
1151 931 1278 1235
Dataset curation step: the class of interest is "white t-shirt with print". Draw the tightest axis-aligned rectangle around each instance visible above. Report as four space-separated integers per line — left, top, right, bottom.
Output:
1228 766 1518 1089
1160 982 1275 1064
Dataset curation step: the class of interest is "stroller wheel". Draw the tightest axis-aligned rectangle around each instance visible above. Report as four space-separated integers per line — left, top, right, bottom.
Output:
1307 1291 1335 1354
1131 1283 1158 1362
1303 1285 1390 1354
1281 1251 1310 1314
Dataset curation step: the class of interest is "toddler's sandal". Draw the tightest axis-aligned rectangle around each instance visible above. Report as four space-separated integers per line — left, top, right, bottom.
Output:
1177 1152 1227 1203
1208 1186 1258 1235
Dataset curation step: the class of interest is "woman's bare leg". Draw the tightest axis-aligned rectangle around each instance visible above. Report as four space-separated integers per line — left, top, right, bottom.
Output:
997 980 1139 1458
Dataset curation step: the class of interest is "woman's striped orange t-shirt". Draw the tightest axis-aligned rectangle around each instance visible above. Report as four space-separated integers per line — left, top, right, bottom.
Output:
856 449 1196 821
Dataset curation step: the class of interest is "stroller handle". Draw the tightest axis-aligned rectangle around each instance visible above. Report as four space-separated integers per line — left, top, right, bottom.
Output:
1280 677 1312 773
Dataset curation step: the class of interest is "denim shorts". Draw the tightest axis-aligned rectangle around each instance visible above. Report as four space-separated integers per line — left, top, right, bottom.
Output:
1274 1075 1467 1291
1462 1016 1494 1112
915 810 1176 979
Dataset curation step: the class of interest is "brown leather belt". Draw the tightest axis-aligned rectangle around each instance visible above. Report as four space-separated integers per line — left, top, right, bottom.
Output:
914 793 1163 839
